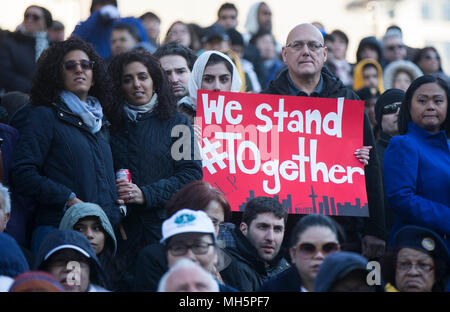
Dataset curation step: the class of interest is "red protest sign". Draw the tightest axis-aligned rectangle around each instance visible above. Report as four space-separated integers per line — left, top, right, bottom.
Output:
196 90 368 217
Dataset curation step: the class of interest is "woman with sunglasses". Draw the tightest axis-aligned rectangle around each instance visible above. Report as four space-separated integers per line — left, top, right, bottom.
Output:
107 50 202 281
258 214 343 292
413 47 450 86
10 37 121 254
383 75 450 250
0 5 53 93
381 225 450 292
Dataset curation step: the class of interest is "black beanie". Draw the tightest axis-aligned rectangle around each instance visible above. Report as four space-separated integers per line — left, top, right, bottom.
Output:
375 88 405 128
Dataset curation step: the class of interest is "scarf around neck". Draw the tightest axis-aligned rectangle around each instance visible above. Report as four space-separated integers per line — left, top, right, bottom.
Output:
124 93 158 121
60 90 103 133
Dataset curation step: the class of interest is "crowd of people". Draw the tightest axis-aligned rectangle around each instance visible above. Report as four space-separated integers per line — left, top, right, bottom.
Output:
0 0 449 293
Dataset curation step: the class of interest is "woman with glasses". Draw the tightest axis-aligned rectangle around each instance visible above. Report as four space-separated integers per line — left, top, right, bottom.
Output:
258 214 343 292
383 75 450 250
413 47 450 86
10 37 121 254
159 208 238 292
0 5 53 93
381 225 449 292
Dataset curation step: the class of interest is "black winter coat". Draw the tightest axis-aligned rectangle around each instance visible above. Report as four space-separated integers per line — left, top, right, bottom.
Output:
221 227 290 292
257 265 303 292
262 67 386 245
0 31 39 93
10 101 121 228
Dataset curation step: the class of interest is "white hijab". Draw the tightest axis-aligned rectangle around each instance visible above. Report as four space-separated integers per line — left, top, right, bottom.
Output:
188 50 242 108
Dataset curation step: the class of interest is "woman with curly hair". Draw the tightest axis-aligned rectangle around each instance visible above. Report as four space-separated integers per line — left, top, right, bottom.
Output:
107 50 202 277
10 37 121 254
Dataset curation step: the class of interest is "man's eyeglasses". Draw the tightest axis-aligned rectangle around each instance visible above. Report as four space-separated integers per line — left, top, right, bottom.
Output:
382 103 401 114
24 13 42 21
286 40 324 52
167 242 215 256
63 60 95 71
296 242 340 258
386 44 405 51
396 261 434 273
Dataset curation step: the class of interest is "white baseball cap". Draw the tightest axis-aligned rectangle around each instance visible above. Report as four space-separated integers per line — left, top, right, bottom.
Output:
160 209 216 244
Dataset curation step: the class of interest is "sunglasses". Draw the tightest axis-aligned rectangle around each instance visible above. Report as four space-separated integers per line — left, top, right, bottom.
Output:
24 13 42 21
386 44 404 51
296 242 340 257
382 103 401 114
63 60 95 71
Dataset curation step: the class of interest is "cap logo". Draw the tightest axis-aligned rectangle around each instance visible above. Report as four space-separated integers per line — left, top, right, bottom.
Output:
421 237 435 251
175 213 195 225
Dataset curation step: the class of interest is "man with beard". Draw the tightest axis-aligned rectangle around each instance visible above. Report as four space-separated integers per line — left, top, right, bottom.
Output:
220 196 290 291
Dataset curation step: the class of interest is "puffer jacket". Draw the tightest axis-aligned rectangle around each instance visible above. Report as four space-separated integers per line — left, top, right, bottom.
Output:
10 101 121 229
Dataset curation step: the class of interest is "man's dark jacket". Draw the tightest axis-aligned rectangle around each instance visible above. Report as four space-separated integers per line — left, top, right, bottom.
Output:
262 67 386 245
221 226 290 292
10 102 121 229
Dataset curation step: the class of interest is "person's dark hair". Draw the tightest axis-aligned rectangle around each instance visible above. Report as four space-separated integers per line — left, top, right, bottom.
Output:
289 214 344 248
241 196 287 226
90 0 117 14
205 53 233 78
249 28 273 46
412 46 443 72
108 49 177 127
154 42 197 71
331 29 349 46
398 74 450 135
111 23 140 42
29 37 116 121
165 180 231 221
381 249 448 292
26 5 53 29
139 11 161 23
218 2 238 18
324 34 334 43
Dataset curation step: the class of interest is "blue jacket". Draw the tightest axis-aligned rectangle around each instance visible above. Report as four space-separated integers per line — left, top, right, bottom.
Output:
0 232 29 278
72 11 150 59
384 122 450 248
10 101 120 229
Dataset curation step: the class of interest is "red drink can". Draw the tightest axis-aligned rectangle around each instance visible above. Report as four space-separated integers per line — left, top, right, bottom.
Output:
116 169 132 182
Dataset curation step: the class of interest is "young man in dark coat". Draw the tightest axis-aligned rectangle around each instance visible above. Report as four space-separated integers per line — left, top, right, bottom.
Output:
262 23 386 260
220 196 290 291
